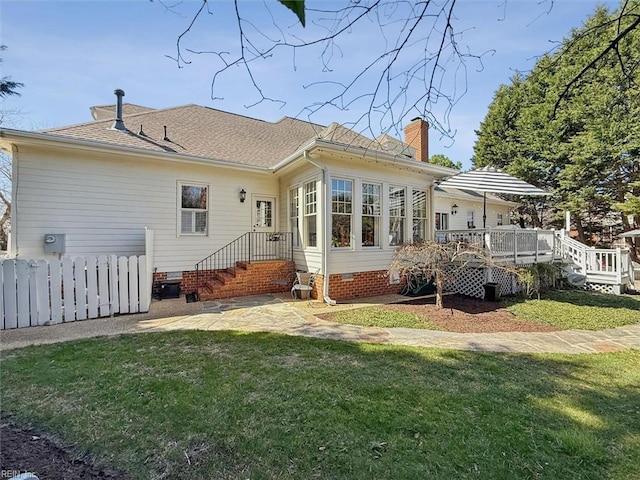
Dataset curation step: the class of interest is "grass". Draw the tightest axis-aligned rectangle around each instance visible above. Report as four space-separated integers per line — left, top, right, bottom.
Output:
325 290 640 331
320 305 443 329
2 331 639 479
504 290 640 330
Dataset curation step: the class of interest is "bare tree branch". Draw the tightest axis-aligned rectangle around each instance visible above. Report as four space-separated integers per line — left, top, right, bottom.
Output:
164 0 488 141
162 0 638 144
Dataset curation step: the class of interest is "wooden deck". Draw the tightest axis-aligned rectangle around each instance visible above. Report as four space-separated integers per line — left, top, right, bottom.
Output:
437 228 634 294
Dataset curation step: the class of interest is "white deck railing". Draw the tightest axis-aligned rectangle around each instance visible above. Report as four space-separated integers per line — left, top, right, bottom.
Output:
556 234 632 287
435 228 558 265
436 228 633 291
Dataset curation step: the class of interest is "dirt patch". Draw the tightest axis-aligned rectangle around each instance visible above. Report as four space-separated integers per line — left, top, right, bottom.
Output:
0 415 129 480
321 295 560 333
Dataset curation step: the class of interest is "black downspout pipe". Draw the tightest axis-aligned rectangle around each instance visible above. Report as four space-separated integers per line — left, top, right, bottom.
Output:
483 193 487 229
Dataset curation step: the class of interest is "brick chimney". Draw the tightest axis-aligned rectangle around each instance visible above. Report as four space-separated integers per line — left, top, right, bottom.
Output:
404 117 429 162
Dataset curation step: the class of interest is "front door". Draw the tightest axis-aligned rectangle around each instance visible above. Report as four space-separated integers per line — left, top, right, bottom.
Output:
252 196 276 233
251 196 276 260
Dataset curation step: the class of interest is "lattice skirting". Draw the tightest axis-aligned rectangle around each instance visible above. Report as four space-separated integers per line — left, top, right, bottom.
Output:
445 265 524 299
443 265 482 298
446 264 627 298
558 278 625 295
582 282 621 295
492 268 524 297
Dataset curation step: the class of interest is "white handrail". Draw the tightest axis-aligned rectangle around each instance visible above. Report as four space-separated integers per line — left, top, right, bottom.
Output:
435 228 556 262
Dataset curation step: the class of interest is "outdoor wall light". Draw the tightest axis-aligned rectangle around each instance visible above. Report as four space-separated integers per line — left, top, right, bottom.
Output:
239 188 247 203
451 203 458 215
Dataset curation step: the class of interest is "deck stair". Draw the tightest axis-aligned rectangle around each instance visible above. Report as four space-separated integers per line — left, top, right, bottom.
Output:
555 233 633 294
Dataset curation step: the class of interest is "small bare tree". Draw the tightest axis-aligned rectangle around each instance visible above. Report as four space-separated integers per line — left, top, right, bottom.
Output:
388 241 518 309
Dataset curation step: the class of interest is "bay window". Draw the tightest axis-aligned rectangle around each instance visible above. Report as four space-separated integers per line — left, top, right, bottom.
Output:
331 178 352 248
289 187 300 247
412 189 428 242
362 182 381 247
304 181 317 247
389 185 405 246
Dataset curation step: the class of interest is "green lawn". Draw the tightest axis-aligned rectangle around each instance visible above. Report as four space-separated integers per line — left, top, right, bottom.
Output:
325 290 640 331
319 305 444 329
504 290 640 330
2 332 639 479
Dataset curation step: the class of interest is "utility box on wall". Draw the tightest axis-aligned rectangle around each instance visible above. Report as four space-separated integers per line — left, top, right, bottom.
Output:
43 234 66 254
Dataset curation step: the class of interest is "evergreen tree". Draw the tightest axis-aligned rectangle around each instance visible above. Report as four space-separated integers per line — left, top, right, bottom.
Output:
473 3 639 246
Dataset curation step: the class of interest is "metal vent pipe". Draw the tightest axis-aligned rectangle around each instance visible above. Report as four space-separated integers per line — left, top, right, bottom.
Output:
112 89 126 131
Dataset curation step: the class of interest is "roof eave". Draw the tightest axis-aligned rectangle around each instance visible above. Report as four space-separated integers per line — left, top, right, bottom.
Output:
271 139 459 177
270 139 318 173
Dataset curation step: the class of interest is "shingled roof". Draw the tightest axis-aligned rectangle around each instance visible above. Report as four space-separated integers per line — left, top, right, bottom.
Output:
41 100 435 169
43 104 329 168
316 123 414 158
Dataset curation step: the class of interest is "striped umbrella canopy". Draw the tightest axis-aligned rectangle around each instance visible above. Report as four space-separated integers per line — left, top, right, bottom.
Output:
438 166 550 228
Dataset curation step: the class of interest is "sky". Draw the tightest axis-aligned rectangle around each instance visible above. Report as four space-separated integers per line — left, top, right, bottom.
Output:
0 0 621 170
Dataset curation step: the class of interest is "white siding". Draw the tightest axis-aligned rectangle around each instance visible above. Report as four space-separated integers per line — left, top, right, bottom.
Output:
433 195 512 230
14 146 278 272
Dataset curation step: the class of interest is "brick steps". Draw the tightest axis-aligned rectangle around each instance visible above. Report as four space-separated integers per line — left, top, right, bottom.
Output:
196 260 295 301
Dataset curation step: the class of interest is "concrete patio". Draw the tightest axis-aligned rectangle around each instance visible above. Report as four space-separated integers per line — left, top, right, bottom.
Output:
1 293 639 354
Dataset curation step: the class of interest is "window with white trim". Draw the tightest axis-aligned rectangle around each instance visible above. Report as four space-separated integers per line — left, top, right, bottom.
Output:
331 178 352 248
362 182 381 247
179 183 208 235
467 210 475 229
497 213 504 226
289 187 300 247
389 185 405 246
304 181 317 247
412 189 428 242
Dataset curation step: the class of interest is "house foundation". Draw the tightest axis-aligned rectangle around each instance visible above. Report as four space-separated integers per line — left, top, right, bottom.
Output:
153 260 296 301
312 270 403 301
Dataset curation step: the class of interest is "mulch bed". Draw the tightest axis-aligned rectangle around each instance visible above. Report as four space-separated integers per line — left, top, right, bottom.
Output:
1 415 128 480
320 294 560 333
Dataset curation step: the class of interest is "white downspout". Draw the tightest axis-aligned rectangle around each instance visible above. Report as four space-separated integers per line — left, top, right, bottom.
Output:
429 183 436 241
9 144 19 257
303 150 337 306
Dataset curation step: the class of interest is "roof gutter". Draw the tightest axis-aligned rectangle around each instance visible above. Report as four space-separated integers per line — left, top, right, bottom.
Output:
313 140 459 177
271 139 459 178
0 128 269 174
270 139 317 173
303 150 336 306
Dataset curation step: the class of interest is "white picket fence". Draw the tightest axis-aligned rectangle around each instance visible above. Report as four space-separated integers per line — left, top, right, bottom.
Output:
1 255 151 330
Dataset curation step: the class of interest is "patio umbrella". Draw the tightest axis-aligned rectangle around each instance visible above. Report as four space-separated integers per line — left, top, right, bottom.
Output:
437 166 550 228
620 229 640 238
